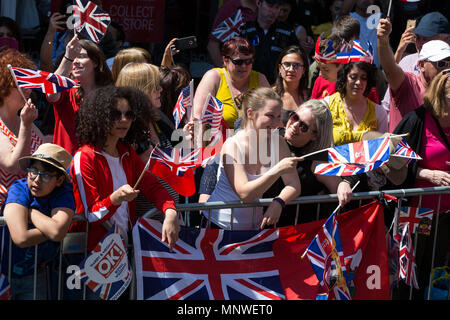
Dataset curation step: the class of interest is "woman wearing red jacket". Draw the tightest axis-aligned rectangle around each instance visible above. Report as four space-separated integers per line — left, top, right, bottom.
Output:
69 86 179 251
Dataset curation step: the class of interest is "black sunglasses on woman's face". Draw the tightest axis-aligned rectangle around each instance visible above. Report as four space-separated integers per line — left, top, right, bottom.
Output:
111 109 136 121
226 56 254 66
289 112 312 133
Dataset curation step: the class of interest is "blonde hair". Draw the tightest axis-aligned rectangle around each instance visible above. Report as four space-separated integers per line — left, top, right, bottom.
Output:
423 70 450 119
241 87 281 127
115 62 161 121
111 47 152 82
115 62 160 96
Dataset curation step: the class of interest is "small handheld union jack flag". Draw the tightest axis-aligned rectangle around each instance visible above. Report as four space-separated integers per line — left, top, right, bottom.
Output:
211 9 244 43
393 139 422 163
302 212 352 300
173 79 193 129
397 223 419 289
313 137 391 176
398 206 434 235
9 66 80 94
73 0 111 43
0 273 11 300
201 93 224 140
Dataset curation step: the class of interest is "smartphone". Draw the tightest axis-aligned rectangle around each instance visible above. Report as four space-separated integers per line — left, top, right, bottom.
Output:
406 19 416 30
174 36 197 50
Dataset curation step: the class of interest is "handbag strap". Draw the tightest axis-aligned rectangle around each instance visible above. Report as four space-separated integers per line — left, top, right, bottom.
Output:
431 114 450 152
222 68 239 113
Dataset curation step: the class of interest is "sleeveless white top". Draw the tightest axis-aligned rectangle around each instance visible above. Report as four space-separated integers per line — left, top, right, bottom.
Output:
205 135 277 230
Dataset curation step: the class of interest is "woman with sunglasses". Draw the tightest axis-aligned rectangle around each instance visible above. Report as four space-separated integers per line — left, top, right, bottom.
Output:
266 99 353 225
273 45 310 126
324 61 388 146
204 87 301 230
192 37 270 131
69 86 180 256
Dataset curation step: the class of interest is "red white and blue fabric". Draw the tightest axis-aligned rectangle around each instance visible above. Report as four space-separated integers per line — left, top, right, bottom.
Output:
400 0 420 2
73 0 111 43
398 206 434 235
10 67 80 94
335 40 374 64
173 80 193 129
0 273 11 300
314 137 391 176
133 218 285 300
78 224 131 300
394 139 422 163
303 212 352 300
211 9 244 43
201 93 224 140
397 223 419 289
314 36 338 63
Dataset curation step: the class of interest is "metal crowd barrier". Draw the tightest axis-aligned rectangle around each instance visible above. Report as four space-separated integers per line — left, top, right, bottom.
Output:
1 186 449 300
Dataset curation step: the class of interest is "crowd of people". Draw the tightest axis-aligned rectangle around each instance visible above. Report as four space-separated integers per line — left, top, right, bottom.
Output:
0 0 449 300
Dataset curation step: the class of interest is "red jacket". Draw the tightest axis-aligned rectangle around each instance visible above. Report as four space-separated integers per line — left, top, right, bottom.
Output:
69 142 176 250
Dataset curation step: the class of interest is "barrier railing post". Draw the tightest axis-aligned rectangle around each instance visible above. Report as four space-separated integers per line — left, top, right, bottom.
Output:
427 193 441 300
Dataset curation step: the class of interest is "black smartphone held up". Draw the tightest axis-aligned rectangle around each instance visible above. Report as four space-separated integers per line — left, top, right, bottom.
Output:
174 36 198 50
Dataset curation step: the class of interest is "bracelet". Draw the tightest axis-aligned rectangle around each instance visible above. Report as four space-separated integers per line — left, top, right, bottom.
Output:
64 56 74 62
273 197 286 209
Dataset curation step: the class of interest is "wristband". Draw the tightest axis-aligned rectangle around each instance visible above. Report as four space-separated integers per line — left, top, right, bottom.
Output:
273 196 286 209
64 56 74 62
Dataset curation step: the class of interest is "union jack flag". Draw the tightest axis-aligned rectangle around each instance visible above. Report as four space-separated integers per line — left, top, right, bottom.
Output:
394 139 422 163
211 9 244 43
313 137 391 176
73 0 111 43
201 93 224 140
303 212 352 300
10 67 80 94
336 40 374 64
0 273 11 300
397 223 419 289
173 80 193 129
133 218 285 300
78 224 131 300
398 206 434 235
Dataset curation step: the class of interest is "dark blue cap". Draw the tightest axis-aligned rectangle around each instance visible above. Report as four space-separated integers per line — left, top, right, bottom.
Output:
411 12 449 38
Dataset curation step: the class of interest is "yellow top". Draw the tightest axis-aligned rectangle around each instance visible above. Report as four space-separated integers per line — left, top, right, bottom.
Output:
215 68 260 129
328 92 378 146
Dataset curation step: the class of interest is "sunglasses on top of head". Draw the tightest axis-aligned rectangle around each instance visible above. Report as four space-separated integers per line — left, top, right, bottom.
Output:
289 112 316 133
226 56 254 66
111 109 136 121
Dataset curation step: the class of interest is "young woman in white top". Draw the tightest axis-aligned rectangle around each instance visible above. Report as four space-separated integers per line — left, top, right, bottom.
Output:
205 87 301 230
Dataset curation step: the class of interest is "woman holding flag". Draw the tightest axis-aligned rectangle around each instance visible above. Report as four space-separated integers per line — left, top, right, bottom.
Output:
47 33 112 155
0 49 44 205
69 85 180 252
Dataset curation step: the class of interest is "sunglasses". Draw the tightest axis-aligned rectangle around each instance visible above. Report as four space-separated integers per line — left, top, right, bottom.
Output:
27 168 58 183
289 112 315 133
226 56 254 66
430 60 450 69
281 61 304 71
111 109 136 121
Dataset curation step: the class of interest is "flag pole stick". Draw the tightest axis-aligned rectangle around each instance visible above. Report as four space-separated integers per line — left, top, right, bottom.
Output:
133 144 158 190
7 64 29 105
387 0 393 19
301 147 330 160
301 181 360 259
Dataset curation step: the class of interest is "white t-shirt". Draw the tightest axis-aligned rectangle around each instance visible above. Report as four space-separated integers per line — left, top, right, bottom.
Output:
102 152 130 242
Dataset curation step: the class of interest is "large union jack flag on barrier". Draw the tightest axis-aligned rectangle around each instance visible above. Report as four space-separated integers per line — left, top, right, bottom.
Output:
211 9 244 43
303 212 352 300
397 223 419 289
73 0 111 43
313 137 391 176
173 80 193 129
10 67 80 94
133 218 285 300
398 206 434 235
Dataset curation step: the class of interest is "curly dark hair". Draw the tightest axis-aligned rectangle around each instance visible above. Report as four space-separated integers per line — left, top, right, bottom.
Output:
75 86 152 149
0 49 36 106
335 62 376 98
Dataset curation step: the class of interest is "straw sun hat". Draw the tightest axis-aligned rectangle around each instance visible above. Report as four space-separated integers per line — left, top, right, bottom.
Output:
361 131 409 186
19 143 72 183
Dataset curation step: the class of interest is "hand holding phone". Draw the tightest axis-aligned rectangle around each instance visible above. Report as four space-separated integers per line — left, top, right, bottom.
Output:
174 36 197 51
